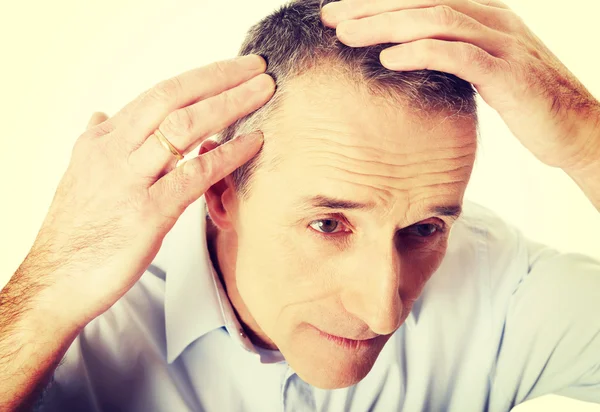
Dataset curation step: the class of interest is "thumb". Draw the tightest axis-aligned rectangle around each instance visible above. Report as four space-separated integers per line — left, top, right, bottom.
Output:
86 112 109 130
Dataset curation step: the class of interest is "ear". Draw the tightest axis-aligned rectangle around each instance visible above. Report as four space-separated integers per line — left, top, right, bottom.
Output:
200 139 238 232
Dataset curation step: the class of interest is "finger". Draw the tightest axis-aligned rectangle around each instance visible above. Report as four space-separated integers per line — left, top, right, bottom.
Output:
470 0 510 9
379 39 509 88
334 7 511 57
321 0 512 32
129 73 275 179
86 112 109 130
111 54 267 151
149 131 264 220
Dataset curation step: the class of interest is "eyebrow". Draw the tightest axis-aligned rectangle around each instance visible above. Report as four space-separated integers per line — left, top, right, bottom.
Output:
300 195 376 211
299 195 463 221
429 205 463 221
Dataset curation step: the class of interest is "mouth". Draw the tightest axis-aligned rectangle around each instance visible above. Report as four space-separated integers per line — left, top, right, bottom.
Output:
309 324 380 351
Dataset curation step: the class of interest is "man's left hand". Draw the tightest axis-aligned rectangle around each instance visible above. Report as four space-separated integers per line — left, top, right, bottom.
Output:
321 0 600 172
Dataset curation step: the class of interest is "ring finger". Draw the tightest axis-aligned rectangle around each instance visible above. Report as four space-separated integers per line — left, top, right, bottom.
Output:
129 72 275 179
110 55 268 152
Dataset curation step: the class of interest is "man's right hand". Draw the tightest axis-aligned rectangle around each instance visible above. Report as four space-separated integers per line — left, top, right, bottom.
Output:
0 54 275 410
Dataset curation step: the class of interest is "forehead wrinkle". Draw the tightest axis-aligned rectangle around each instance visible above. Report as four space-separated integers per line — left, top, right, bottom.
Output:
271 131 476 170
408 182 468 204
311 174 400 204
320 166 468 205
311 147 474 176
301 149 473 190
309 160 468 212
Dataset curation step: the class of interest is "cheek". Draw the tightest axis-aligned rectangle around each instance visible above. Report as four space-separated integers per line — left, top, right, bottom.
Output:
400 237 449 297
234 220 335 336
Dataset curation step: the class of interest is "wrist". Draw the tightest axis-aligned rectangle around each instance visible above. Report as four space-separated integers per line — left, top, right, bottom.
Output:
561 113 600 211
561 104 600 174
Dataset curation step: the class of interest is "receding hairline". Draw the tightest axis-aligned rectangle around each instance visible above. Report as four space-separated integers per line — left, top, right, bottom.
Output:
238 63 477 135
217 0 479 197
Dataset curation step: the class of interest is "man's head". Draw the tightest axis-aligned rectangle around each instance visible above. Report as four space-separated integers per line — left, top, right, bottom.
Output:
204 0 478 389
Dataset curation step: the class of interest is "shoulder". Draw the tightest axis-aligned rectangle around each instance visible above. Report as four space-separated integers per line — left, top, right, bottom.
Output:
459 204 600 404
455 200 600 313
492 250 600 404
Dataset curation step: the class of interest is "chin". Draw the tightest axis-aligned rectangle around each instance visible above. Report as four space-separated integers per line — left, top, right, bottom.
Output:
281 331 390 389
296 362 372 390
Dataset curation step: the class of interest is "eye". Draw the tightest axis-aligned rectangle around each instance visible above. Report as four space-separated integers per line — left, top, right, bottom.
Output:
405 223 443 238
309 219 346 234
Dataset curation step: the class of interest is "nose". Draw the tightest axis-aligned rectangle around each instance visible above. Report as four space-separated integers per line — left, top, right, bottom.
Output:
340 245 403 336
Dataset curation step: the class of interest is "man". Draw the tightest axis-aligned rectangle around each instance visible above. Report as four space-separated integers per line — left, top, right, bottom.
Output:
1 0 599 411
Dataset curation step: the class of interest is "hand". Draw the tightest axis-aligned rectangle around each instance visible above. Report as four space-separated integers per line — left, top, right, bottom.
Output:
24 55 275 327
321 0 600 170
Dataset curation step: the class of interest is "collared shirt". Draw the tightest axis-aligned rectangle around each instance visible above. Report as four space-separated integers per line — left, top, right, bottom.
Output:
39 196 600 412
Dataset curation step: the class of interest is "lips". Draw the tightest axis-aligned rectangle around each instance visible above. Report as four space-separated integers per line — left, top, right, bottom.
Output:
309 325 379 350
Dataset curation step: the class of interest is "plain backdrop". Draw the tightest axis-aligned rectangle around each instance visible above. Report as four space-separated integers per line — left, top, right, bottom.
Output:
1 0 599 410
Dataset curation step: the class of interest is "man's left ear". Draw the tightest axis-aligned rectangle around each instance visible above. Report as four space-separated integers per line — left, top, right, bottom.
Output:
199 139 238 231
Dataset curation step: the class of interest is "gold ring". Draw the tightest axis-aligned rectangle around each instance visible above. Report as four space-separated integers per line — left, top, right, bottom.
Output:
153 128 184 160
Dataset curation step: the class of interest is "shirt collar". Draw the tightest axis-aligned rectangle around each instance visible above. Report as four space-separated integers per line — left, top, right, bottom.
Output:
162 196 284 364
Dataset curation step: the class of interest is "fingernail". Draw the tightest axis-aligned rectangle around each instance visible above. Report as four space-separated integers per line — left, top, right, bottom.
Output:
239 54 266 71
248 74 274 92
380 47 407 68
321 2 344 21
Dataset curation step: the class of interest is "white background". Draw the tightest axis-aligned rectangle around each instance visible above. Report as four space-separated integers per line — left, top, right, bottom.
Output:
1 1 599 410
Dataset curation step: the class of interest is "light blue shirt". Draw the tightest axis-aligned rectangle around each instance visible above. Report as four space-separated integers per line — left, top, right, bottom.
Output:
40 196 600 411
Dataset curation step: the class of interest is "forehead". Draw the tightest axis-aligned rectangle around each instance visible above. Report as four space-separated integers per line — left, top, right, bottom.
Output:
260 72 476 160
250 71 477 218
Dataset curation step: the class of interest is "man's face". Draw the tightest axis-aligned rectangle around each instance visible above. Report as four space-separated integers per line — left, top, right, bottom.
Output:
221 72 477 389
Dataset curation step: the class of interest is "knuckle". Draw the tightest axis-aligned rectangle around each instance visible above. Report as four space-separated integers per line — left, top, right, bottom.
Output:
86 118 116 138
503 9 525 32
150 77 182 104
422 39 438 54
169 170 188 197
162 106 195 137
431 5 458 27
155 169 190 207
184 157 212 179
379 11 395 29
496 34 518 58
210 60 230 79
213 88 241 116
171 159 212 203
467 44 496 74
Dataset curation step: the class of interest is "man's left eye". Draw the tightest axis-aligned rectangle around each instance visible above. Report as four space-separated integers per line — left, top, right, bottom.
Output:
406 223 442 237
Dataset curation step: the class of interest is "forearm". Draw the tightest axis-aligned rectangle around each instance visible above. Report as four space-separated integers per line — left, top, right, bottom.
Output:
0 261 81 411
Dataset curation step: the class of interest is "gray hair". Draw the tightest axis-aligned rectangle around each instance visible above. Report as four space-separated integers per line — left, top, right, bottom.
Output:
217 0 478 197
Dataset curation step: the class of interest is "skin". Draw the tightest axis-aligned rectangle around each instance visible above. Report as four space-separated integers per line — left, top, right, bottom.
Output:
204 71 477 389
